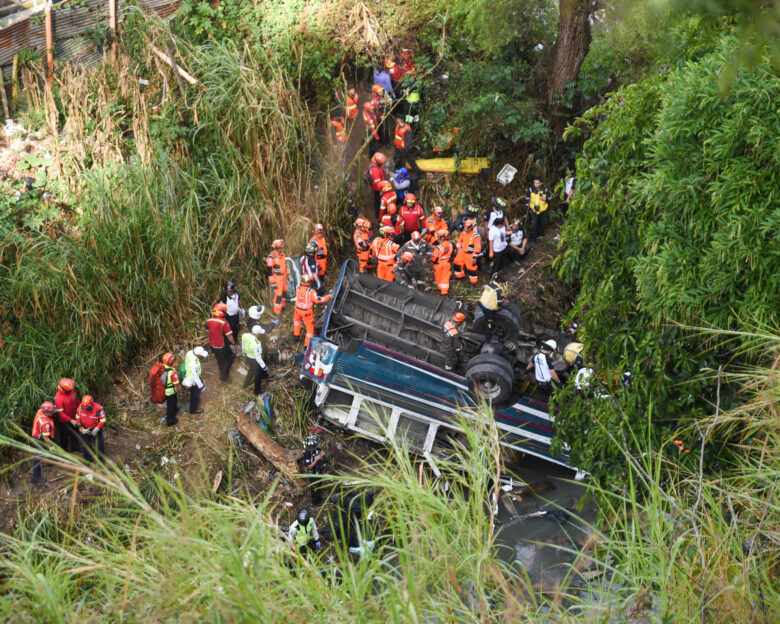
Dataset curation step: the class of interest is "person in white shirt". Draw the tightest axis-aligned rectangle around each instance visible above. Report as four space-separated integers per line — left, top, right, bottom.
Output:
485 196 507 229
219 281 244 337
507 220 527 263
487 216 508 278
182 346 209 414
526 340 561 399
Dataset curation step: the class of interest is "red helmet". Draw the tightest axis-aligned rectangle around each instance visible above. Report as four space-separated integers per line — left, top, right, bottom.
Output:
40 401 56 415
453 312 466 323
162 352 175 366
314 223 324 234
213 303 227 317
433 206 444 216
80 395 94 410
363 101 375 113
437 229 449 239
401 251 414 263
58 378 75 393
405 193 416 204
272 239 284 250
372 84 384 95
371 152 386 165
381 181 394 193
410 231 421 242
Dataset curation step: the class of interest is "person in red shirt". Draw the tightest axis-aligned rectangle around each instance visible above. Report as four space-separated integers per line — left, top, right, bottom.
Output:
54 377 80 452
378 181 397 220
75 395 106 463
399 193 424 243
30 401 56 484
207 303 236 381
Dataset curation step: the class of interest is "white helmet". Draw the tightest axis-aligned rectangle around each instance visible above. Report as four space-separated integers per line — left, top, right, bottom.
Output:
252 324 265 335
249 305 264 320
193 346 209 358
542 340 557 352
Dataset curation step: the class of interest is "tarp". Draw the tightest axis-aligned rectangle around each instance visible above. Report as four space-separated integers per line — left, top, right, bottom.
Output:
415 157 490 174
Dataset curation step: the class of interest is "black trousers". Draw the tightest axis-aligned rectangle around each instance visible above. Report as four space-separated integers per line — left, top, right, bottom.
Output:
394 147 421 176
54 420 78 452
82 430 105 463
189 385 201 414
31 439 45 481
225 313 240 337
166 393 178 426
506 246 526 264
372 190 381 219
478 303 498 342
490 249 507 278
530 211 547 241
212 345 235 381
242 357 266 395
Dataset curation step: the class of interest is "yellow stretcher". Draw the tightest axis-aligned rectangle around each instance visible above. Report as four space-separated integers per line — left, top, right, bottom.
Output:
414 157 491 174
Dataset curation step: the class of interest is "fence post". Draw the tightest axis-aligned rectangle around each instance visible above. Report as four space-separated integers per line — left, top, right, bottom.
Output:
45 1 54 84
108 0 117 61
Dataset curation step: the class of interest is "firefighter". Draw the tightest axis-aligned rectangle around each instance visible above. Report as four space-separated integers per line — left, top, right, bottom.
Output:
161 352 182 427
182 346 208 414
207 303 235 381
242 324 269 398
430 229 454 295
367 151 387 217
453 218 482 287
331 116 347 144
370 226 399 282
293 276 332 347
346 88 359 120
353 217 373 273
526 178 551 241
300 242 322 292
396 230 431 286
422 206 447 244
478 276 508 343
443 312 466 371
379 180 398 220
527 340 561 398
399 193 424 242
75 395 106 463
393 118 420 175
309 223 328 279
380 203 405 245
302 434 329 505
30 401 56 484
266 239 289 319
54 377 80 452
288 508 321 554
452 203 481 232
387 57 405 88
393 251 417 288
363 101 381 158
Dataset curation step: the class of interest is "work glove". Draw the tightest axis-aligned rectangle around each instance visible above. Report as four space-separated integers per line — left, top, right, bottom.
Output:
240 308 246 318
315 540 322 551
407 284 414 289
90 428 99 436
70 419 78 426
79 427 87 434
200 385 206 393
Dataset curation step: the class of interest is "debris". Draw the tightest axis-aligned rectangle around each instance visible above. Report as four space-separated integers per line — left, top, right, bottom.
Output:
236 413 305 487
496 163 517 186
212 470 223 493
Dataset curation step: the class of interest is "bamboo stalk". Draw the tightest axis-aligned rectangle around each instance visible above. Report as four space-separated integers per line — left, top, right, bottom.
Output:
108 0 117 61
11 54 18 109
0 67 9 119
149 45 197 85
45 2 54 84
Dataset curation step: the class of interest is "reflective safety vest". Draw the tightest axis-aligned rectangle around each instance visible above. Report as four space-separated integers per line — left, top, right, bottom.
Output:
311 235 328 261
184 350 201 380
266 250 286 275
431 240 453 264
242 332 262 358
457 230 481 254
162 365 178 397
290 520 313 547
394 122 411 149
443 321 459 338
371 237 398 262
32 409 54 440
346 93 358 119
479 282 506 311
295 286 329 310
354 228 370 251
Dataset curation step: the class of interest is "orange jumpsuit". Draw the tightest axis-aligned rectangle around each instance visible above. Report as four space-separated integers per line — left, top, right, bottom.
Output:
331 118 347 143
353 227 372 273
346 92 359 119
266 249 289 316
310 234 328 277
379 190 398 220
453 229 482 285
370 236 399 282
294 285 331 346
423 215 448 244
431 239 454 295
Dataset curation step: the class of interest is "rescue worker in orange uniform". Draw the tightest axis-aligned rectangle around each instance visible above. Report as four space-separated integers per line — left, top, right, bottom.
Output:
294 275 332 347
346 88 359 120
453 218 482 287
399 193 424 243
380 203 405 245
431 229 454 295
367 151 387 217
54 377 80 451
393 119 420 175
370 226 400 282
266 239 289 319
331 116 347 144
75 395 106 464
363 101 380 158
353 217 373 273
423 206 448 244
30 401 56 484
309 224 328 280
378 180 397 220
443 312 466 371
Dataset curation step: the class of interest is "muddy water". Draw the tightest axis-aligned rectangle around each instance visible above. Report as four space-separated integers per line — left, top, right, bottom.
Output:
495 457 598 588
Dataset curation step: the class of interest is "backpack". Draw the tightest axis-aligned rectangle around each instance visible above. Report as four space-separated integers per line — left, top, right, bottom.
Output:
149 362 166 404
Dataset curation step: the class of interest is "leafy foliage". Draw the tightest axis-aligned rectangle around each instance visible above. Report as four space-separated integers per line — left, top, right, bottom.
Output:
554 31 780 474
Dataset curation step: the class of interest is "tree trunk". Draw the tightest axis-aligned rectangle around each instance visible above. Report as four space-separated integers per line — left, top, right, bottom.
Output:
237 413 306 487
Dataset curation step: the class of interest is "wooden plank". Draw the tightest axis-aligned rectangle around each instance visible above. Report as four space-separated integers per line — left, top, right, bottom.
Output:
236 412 305 487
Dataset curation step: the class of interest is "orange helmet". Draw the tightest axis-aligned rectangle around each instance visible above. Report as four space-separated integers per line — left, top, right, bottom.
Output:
40 401 56 415
363 100 375 114
381 181 394 193
314 223 324 234
80 395 94 410
453 312 466 323
272 239 284 250
437 229 449 239
355 217 366 229
162 352 175 366
371 152 386 165
410 231 421 242
372 84 384 95
381 226 394 237
58 378 75 393
213 303 227 317
388 204 397 215
301 275 313 286
401 251 414 263
464 218 475 231
433 206 444 216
